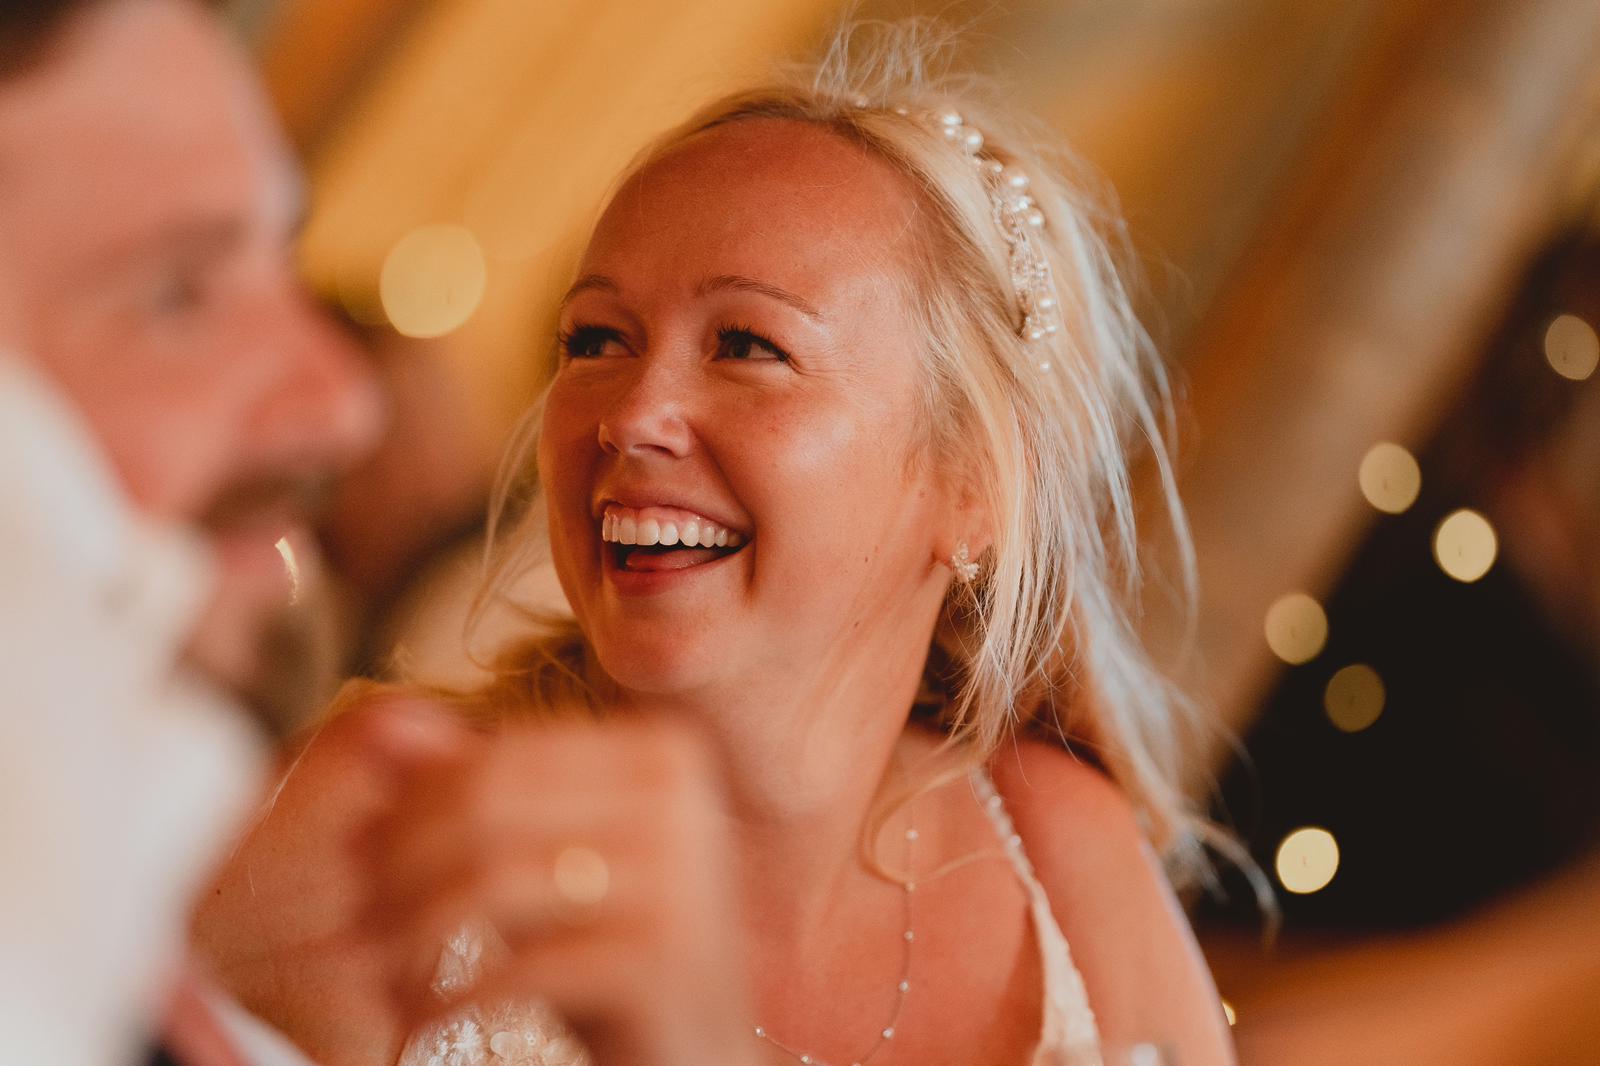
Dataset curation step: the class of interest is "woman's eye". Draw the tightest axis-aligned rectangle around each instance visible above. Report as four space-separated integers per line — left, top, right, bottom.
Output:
560 325 626 359
716 327 789 363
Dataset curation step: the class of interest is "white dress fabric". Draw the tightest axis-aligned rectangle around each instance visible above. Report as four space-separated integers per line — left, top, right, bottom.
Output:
969 766 1104 1066
396 922 590 1066
396 767 1102 1066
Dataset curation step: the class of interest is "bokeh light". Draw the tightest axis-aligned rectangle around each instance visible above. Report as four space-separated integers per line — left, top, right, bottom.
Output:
1222 1000 1237 1027
1432 508 1497 583
1276 826 1340 894
1358 442 1422 514
1543 313 1599 381
1324 663 1386 733
1264 592 1328 665
380 224 488 339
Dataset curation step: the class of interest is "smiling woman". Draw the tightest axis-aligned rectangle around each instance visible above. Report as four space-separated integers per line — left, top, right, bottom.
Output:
485 22 1207 868
196 19 1236 1066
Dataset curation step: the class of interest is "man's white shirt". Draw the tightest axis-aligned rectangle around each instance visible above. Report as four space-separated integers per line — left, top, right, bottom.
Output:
0 354 305 1065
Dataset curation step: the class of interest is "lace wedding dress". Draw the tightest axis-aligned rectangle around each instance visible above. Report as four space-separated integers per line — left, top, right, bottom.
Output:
396 767 1102 1066
394 920 589 1066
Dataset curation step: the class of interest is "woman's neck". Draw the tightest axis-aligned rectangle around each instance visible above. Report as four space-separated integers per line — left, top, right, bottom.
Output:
608 655 942 950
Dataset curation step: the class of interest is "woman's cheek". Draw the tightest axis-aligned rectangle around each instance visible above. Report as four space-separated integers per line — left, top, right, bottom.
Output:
728 406 893 566
536 408 600 594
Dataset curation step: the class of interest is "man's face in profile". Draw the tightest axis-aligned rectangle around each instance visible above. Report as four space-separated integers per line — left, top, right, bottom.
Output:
0 0 383 715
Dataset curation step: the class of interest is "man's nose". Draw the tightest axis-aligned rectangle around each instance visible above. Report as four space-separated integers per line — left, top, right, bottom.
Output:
259 296 386 471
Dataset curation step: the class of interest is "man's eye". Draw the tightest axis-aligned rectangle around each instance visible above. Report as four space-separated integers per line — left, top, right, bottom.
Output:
148 273 206 315
716 327 789 363
560 325 625 359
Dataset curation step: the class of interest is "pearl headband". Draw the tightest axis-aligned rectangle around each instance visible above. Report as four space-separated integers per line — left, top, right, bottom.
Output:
867 101 1064 357
935 108 1063 351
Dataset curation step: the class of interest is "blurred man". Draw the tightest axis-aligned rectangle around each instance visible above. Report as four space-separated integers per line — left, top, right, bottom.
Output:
0 0 382 1062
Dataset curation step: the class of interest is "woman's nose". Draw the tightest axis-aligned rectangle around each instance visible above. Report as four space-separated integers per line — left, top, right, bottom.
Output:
596 362 693 460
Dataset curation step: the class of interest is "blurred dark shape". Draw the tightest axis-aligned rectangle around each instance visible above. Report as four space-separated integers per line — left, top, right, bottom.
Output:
317 323 495 676
1204 228 1600 929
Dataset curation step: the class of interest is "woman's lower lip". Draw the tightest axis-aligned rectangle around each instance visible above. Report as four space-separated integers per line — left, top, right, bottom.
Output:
601 544 743 594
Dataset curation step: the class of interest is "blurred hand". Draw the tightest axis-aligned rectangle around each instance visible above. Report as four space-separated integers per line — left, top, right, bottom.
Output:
194 694 443 1066
359 707 754 1066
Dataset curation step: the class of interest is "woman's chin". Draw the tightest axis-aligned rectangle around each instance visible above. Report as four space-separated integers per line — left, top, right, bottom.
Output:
589 631 731 703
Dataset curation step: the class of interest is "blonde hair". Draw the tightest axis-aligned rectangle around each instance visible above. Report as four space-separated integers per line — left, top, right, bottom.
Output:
464 20 1213 886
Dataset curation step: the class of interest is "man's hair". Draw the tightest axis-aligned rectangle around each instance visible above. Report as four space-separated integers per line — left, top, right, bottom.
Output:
0 0 103 78
0 0 223 79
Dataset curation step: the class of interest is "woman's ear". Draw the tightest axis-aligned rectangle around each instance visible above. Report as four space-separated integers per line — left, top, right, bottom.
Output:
932 472 993 576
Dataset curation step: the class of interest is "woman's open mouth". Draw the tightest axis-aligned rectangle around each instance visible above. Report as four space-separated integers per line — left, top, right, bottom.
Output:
600 504 748 573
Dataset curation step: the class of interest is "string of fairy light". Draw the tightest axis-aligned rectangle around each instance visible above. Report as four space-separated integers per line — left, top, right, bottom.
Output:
1263 311 1599 900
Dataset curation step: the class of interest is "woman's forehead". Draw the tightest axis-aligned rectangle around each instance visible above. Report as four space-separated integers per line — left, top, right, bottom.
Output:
581 118 923 293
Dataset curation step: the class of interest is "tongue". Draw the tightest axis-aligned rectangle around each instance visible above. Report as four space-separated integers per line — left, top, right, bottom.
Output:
624 547 724 572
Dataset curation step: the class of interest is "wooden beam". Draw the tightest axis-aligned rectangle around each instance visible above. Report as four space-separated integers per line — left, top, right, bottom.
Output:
255 0 428 151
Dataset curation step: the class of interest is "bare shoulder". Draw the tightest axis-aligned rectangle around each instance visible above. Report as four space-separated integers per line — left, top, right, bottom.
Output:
197 686 409 949
988 738 1144 856
988 739 1237 1066
193 685 430 1066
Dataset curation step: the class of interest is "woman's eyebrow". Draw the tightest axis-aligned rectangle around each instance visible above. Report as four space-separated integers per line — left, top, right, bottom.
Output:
559 272 619 309
696 274 824 320
559 272 825 322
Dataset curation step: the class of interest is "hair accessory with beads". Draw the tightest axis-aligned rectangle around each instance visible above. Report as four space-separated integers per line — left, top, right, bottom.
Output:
926 108 1063 351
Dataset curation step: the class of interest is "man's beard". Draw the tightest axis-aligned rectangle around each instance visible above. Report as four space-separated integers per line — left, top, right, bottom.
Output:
198 471 334 542
235 593 342 740
196 470 344 740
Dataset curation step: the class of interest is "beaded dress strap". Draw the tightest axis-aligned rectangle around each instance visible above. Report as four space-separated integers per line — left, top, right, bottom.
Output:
968 766 1104 1066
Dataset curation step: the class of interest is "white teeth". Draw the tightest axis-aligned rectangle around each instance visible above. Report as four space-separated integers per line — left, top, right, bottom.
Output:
599 508 748 550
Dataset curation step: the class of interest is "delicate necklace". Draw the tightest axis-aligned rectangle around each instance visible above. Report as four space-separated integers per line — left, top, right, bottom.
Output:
751 818 918 1066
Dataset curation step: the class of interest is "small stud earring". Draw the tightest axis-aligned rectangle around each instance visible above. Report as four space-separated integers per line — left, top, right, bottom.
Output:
950 542 979 583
